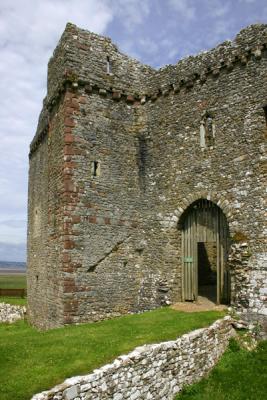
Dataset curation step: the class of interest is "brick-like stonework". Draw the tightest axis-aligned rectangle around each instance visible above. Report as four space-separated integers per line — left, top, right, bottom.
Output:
31 317 235 400
27 23 267 330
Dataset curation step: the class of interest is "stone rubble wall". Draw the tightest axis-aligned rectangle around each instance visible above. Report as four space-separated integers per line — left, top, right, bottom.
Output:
27 93 67 329
31 317 235 400
229 244 267 335
149 24 267 93
0 302 26 323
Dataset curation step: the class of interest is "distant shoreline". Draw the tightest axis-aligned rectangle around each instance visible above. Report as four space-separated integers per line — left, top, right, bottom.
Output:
0 268 26 275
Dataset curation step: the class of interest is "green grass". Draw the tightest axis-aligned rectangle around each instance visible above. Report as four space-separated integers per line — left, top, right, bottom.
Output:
0 274 26 289
0 275 27 305
0 296 26 306
0 308 225 400
175 339 267 400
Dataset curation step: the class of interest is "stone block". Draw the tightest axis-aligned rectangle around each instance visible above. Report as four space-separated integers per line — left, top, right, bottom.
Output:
63 385 79 400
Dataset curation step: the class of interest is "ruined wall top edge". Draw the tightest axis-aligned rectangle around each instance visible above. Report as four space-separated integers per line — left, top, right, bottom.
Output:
46 22 155 100
47 22 267 99
152 23 267 89
47 23 267 101
30 22 267 153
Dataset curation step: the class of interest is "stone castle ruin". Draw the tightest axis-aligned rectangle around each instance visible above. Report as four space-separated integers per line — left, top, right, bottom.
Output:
27 23 267 330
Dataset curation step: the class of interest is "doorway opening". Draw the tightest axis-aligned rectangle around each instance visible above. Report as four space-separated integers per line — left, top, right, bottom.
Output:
197 242 217 302
180 199 230 304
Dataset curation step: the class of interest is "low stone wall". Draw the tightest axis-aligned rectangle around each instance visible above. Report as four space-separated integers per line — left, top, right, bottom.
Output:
32 317 235 400
0 302 26 323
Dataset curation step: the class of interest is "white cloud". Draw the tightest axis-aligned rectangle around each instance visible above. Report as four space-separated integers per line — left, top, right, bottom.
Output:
206 0 231 18
168 0 196 20
138 38 160 55
0 225 26 246
0 242 26 262
107 0 151 29
0 0 114 259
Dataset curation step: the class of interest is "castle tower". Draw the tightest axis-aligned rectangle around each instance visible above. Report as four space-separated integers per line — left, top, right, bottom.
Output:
28 23 267 330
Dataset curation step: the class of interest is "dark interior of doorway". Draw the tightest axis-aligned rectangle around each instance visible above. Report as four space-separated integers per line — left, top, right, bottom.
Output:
198 242 217 303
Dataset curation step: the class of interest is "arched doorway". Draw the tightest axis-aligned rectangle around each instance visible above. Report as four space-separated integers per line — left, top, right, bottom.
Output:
180 199 230 304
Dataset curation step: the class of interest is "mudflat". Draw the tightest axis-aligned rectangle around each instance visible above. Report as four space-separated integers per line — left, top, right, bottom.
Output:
0 269 26 275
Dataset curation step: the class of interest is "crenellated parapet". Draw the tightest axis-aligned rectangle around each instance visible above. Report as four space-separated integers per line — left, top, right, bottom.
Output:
46 23 153 102
147 23 267 97
30 23 267 156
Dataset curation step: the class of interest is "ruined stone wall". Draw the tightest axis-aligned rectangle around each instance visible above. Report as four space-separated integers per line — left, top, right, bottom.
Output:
27 96 66 329
28 23 179 328
143 24 267 323
59 90 148 323
48 87 178 326
46 23 153 105
28 23 267 329
31 317 235 400
229 244 267 332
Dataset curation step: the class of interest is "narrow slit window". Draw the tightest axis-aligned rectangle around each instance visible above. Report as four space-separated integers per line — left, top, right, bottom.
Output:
138 135 148 176
106 56 112 74
92 161 100 177
137 135 148 191
263 105 267 125
205 116 215 146
200 112 215 149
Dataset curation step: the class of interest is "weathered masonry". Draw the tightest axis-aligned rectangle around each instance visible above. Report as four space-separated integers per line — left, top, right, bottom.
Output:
27 23 267 330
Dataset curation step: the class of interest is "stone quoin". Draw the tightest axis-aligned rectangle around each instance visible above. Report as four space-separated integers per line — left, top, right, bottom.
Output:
27 23 267 330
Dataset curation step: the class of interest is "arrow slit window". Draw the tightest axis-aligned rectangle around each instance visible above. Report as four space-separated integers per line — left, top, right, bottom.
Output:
200 113 215 149
92 161 100 177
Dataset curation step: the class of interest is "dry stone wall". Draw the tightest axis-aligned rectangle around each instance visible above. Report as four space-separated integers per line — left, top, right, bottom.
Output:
28 22 267 330
0 303 26 323
31 317 235 400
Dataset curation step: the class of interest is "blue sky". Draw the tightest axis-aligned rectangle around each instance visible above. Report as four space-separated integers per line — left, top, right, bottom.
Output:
0 0 266 261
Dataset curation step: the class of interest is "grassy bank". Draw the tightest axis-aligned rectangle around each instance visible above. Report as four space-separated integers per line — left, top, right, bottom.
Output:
0 296 26 305
0 308 225 400
0 274 27 305
0 274 26 289
176 339 267 400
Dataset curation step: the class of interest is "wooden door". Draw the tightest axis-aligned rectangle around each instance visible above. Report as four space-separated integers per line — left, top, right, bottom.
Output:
181 199 230 303
182 210 197 301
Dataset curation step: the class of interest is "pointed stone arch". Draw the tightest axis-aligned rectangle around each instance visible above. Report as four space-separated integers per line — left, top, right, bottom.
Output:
175 192 234 233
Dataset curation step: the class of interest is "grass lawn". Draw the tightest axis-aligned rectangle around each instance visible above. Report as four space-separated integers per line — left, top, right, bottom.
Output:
0 274 27 305
175 339 267 400
0 308 225 400
0 296 26 306
0 274 26 289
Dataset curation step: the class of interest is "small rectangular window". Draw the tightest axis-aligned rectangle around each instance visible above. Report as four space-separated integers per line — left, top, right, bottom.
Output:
107 56 112 74
91 161 100 177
